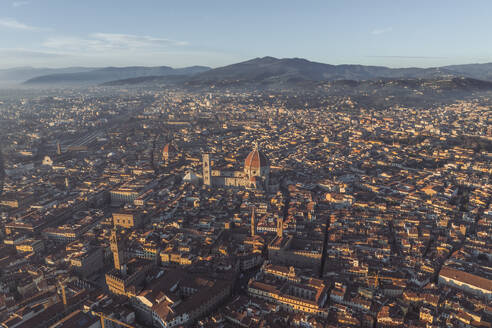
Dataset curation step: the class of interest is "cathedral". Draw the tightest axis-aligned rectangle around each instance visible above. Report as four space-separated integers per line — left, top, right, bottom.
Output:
202 145 277 192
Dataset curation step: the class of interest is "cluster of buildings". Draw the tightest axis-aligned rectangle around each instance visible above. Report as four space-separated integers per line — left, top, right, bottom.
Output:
0 88 490 327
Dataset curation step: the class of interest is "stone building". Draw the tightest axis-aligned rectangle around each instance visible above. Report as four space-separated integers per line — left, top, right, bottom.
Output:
203 145 276 192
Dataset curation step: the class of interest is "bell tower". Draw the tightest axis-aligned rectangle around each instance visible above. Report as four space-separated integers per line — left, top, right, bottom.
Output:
276 217 283 238
110 229 125 271
202 154 211 186
251 206 256 237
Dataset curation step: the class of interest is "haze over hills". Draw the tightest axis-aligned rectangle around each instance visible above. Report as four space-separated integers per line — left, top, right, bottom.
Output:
99 58 492 109
7 57 492 90
183 57 459 85
22 65 211 86
316 77 492 109
100 57 492 89
0 67 95 85
442 63 492 82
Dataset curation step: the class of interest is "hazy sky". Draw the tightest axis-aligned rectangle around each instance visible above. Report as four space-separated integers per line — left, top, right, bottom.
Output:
0 0 491 69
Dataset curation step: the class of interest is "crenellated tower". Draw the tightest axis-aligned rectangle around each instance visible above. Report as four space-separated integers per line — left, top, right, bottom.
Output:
110 228 126 271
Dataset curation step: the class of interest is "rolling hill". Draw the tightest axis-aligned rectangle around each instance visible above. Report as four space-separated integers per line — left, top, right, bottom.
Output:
0 66 95 85
101 57 492 89
22 65 211 85
12 57 492 91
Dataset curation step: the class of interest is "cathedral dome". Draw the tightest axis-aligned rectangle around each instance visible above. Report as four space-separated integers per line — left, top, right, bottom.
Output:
162 143 177 161
244 148 269 171
163 143 176 153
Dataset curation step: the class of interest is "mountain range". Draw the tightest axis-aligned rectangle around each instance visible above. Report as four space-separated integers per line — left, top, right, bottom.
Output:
0 67 95 85
102 57 492 93
21 65 210 86
3 57 492 89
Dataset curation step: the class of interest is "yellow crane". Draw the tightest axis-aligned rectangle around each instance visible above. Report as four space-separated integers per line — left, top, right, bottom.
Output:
91 311 135 328
56 277 69 310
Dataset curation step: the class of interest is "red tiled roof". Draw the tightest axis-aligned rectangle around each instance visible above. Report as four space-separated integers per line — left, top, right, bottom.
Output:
440 266 492 292
244 149 269 170
163 143 177 154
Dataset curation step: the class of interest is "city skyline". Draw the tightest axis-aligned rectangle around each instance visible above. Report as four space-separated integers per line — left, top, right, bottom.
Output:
1 0 492 69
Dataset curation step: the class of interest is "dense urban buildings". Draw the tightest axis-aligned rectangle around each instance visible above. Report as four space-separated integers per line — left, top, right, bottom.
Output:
0 86 490 328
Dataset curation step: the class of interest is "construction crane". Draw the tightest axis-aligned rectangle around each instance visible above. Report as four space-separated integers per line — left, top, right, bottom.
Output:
56 277 69 311
91 311 135 328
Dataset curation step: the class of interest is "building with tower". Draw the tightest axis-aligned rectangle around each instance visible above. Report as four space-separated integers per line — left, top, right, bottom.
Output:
105 228 152 296
110 228 126 271
202 145 277 192
244 206 264 250
267 217 323 271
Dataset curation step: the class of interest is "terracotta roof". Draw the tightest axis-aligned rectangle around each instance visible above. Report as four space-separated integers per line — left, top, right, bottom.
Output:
152 300 173 321
440 266 492 292
244 149 269 170
163 143 177 154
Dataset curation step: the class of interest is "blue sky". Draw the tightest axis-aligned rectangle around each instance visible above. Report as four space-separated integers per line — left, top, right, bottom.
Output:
0 0 491 68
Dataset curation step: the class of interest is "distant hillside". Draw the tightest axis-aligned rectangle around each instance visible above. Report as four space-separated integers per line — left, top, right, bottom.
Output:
13 57 492 89
443 63 492 81
0 67 95 85
185 57 458 86
316 77 492 96
23 65 210 85
319 77 492 109
103 57 492 88
178 57 474 89
101 74 190 86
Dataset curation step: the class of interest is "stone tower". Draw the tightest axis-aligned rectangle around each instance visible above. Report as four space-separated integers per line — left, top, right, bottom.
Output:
276 217 283 238
202 154 211 186
110 229 125 271
251 206 256 237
